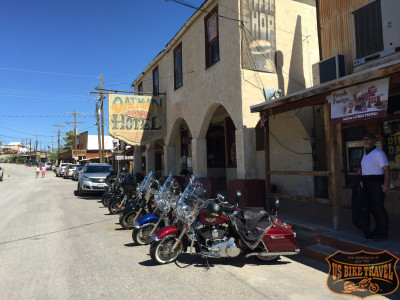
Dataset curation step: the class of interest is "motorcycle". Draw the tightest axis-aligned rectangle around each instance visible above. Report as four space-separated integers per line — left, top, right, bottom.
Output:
102 169 125 208
108 172 143 215
149 175 299 265
132 173 181 245
118 171 161 230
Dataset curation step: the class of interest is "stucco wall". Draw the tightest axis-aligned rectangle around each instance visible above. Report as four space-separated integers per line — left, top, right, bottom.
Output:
133 0 319 195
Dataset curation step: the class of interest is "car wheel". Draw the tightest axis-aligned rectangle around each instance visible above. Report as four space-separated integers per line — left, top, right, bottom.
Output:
78 184 84 196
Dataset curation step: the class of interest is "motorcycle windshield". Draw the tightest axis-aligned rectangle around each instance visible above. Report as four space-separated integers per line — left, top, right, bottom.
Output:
176 175 211 223
140 171 154 191
155 174 177 211
160 174 174 195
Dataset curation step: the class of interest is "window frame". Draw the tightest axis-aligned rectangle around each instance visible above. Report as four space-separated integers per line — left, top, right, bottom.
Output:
174 43 183 90
204 5 220 69
152 66 159 96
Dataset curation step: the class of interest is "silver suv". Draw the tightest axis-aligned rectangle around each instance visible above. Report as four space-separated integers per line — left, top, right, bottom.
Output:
77 163 113 195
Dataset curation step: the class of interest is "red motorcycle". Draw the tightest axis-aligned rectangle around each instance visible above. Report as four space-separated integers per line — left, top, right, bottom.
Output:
149 175 299 265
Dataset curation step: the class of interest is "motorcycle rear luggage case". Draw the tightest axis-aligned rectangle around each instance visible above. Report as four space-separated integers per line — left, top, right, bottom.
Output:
263 224 298 252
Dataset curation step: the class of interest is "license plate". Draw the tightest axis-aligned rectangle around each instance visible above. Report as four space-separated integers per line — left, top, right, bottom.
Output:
171 211 176 217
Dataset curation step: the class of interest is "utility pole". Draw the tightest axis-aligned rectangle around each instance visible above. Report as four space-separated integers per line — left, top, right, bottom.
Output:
95 102 102 162
66 109 85 163
100 75 105 163
52 136 54 153
53 124 66 153
96 103 103 162
89 75 106 163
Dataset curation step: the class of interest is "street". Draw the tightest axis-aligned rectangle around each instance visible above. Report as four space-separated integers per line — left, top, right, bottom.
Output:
0 164 388 300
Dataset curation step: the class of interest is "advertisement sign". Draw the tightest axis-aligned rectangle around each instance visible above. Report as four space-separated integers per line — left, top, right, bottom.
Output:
329 78 390 124
109 94 165 146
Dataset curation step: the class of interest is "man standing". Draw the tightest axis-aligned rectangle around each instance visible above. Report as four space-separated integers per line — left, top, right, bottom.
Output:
360 133 390 240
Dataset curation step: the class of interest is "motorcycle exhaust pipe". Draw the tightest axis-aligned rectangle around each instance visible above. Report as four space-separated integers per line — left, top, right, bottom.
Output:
245 249 300 258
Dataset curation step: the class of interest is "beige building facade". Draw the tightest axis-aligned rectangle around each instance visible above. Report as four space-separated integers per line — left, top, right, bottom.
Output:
131 0 319 196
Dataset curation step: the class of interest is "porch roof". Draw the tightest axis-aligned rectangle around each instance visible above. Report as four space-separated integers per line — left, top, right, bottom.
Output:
250 59 400 115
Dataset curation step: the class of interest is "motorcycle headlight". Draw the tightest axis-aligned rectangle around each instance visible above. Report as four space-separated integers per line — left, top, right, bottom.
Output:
176 203 189 221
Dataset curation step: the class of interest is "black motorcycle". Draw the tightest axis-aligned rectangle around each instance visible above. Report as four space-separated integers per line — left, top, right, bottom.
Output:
118 171 161 230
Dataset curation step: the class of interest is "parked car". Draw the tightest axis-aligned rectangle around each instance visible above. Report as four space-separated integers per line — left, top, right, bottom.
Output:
45 162 53 170
64 164 81 179
56 163 71 177
72 166 84 181
77 163 113 195
0 166 3 181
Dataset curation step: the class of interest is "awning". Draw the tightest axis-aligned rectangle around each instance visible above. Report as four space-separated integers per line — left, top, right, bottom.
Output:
251 59 400 115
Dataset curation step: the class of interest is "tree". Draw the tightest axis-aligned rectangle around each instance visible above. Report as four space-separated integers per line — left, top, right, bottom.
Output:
62 130 74 150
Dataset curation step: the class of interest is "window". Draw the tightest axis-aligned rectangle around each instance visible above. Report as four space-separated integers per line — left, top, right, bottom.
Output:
204 6 219 68
153 66 159 96
352 0 384 59
174 43 183 89
138 82 143 95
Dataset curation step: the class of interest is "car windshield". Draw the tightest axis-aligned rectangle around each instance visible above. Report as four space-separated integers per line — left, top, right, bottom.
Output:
84 165 112 173
70 165 80 169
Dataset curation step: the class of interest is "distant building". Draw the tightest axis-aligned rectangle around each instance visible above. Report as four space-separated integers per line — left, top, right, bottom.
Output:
57 131 114 163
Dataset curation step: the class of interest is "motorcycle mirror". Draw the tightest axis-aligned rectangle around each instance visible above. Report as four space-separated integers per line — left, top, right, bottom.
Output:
269 196 280 212
235 190 241 205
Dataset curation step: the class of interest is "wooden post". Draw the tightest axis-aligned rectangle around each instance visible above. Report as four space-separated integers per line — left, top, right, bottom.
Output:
263 115 271 211
324 104 340 230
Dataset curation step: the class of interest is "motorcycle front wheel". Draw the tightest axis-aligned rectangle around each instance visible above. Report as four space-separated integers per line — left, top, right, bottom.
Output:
102 194 112 207
119 211 137 230
108 199 121 215
132 223 156 245
150 237 183 264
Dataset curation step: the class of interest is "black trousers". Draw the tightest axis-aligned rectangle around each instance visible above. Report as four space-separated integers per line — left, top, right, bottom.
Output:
361 175 389 237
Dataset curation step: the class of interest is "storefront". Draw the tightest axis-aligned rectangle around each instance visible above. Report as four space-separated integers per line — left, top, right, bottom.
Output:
251 59 400 230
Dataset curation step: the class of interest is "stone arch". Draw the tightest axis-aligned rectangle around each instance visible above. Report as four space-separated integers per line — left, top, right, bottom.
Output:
165 117 192 146
198 103 240 139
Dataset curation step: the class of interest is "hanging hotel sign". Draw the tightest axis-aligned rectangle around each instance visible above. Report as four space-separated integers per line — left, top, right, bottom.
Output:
329 78 390 124
108 94 165 146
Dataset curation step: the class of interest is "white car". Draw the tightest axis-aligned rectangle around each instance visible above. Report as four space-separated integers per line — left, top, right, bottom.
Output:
0 166 3 181
56 163 71 177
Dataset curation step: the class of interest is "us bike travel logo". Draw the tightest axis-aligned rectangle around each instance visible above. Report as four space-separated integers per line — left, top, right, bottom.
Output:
326 250 399 298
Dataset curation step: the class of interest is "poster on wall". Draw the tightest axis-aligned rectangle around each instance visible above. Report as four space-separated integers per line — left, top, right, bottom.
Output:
329 78 390 124
108 94 166 146
240 0 276 72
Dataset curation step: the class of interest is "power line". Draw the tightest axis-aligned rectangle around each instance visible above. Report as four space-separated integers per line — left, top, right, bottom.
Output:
168 0 242 22
0 67 98 78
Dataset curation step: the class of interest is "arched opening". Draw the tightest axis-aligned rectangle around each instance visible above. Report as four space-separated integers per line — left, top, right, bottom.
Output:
166 118 193 176
205 105 236 191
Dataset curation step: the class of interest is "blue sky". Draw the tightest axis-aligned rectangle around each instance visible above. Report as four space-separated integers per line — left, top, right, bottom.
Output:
0 0 205 149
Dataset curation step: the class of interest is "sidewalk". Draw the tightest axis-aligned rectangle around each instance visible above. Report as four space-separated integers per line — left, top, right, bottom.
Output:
277 198 400 256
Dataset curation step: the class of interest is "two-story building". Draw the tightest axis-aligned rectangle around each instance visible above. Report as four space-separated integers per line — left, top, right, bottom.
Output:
251 0 400 229
128 0 320 204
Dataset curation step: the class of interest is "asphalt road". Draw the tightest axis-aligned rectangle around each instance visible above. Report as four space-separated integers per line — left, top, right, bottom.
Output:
0 164 390 300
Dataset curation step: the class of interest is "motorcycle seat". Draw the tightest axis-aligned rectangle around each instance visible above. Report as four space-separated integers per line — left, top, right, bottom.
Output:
221 202 236 214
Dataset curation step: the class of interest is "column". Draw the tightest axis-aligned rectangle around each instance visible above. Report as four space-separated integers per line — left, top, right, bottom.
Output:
163 145 176 176
133 146 142 174
235 127 257 179
191 138 207 176
145 144 155 173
